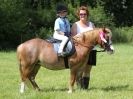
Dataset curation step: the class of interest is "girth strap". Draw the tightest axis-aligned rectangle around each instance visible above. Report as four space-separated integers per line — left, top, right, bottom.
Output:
64 57 69 69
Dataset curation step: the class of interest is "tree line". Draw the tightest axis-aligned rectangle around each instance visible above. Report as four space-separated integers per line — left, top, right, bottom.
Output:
0 0 133 50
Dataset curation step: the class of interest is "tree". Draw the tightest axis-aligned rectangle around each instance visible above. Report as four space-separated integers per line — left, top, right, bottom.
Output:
104 0 133 26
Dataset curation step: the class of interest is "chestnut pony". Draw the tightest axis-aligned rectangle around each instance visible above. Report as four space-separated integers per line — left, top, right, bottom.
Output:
17 28 114 93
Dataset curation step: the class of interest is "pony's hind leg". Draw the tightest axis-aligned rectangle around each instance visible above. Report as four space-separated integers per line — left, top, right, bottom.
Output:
19 62 37 93
28 63 41 91
20 81 25 93
19 64 32 93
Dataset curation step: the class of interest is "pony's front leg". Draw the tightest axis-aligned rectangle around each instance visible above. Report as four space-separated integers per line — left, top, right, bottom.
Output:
68 71 76 93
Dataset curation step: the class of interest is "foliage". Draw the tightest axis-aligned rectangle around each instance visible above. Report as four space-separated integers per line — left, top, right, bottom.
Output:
103 0 133 27
0 0 133 49
89 6 114 27
112 26 133 43
0 0 29 49
39 27 53 39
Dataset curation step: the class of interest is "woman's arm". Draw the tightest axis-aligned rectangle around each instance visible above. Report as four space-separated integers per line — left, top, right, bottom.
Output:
71 23 77 37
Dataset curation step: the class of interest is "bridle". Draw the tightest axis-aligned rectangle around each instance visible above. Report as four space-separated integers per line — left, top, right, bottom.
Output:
99 31 113 52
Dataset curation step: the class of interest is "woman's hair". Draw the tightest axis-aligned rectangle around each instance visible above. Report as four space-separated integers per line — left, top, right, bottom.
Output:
76 6 89 18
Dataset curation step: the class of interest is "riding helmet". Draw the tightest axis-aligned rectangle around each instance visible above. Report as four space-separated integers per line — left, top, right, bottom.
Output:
56 3 68 13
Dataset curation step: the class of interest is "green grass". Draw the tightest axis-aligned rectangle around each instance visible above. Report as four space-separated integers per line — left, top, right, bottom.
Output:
0 44 133 99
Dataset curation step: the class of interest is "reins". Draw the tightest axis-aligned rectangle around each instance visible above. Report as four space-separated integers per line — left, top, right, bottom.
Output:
96 49 105 52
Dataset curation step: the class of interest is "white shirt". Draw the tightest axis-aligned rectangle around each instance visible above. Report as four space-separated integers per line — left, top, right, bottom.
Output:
76 21 94 34
76 21 96 50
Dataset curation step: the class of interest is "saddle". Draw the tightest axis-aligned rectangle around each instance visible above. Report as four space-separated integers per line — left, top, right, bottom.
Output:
46 37 75 68
46 37 75 57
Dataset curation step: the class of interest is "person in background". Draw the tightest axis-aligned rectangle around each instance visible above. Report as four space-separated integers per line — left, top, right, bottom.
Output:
71 6 96 89
53 3 71 56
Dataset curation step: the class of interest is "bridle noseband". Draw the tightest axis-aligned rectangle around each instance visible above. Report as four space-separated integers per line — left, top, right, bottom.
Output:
99 31 113 52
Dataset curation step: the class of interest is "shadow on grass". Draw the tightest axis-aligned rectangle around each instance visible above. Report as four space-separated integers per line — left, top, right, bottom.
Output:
90 84 133 91
40 87 68 92
37 84 132 93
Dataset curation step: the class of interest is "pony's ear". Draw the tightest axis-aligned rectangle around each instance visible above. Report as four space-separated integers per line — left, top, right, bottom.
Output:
102 26 106 33
103 28 112 34
102 27 112 39
102 27 111 33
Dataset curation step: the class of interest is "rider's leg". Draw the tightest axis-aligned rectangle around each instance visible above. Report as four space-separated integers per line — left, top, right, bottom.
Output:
58 36 68 54
53 31 68 54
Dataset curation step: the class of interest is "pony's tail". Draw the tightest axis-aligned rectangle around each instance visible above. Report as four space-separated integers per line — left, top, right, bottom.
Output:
17 44 24 81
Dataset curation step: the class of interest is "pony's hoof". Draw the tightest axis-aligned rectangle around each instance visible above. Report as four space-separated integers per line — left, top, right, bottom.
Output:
20 89 24 93
67 90 72 94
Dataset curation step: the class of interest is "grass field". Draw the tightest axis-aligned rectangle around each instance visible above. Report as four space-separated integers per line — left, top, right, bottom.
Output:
0 44 133 99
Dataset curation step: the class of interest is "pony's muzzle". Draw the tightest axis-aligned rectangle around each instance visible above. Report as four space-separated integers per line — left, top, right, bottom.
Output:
107 45 114 54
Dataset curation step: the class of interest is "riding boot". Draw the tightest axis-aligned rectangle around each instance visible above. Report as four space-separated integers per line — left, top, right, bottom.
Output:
81 77 90 89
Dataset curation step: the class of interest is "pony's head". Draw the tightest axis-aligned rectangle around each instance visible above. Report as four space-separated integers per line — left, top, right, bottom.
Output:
72 27 114 54
98 27 114 54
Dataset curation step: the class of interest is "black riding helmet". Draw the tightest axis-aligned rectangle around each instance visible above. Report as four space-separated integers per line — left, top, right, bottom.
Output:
56 3 68 13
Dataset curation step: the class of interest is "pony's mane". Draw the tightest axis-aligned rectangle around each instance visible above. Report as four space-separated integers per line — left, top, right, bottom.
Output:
84 28 100 34
72 28 100 44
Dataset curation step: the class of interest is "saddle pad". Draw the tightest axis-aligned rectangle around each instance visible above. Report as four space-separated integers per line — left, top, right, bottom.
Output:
53 41 72 54
46 37 75 57
54 41 75 57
